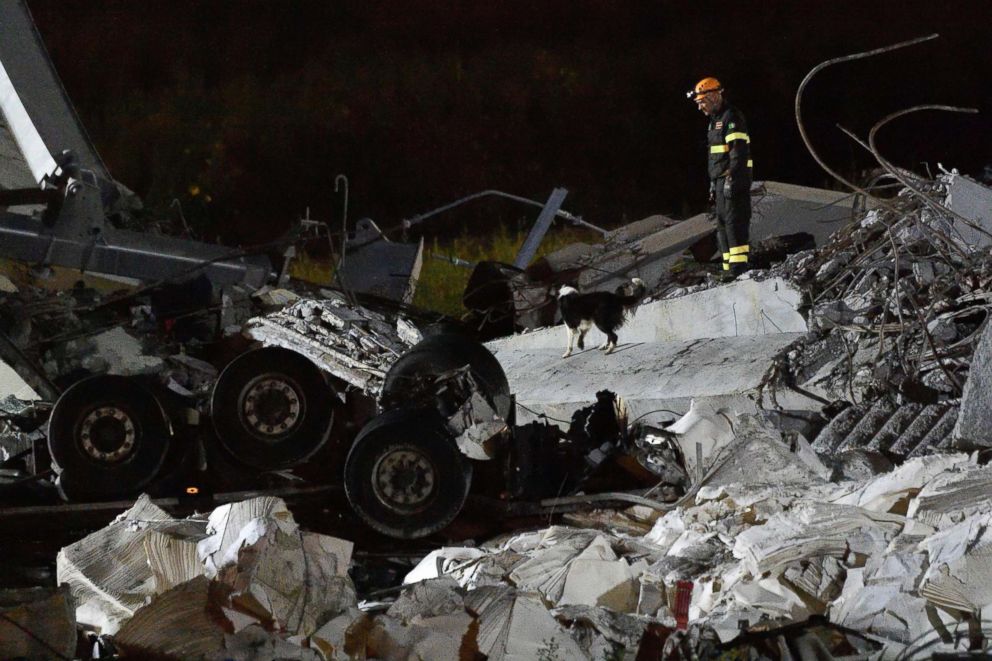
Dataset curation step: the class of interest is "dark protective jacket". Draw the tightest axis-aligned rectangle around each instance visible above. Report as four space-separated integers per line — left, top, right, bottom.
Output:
707 103 752 196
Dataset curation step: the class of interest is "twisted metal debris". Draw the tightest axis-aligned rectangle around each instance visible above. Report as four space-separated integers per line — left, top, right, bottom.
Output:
765 35 987 412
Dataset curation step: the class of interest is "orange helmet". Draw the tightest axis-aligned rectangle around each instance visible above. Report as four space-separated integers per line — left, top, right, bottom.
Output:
687 77 722 100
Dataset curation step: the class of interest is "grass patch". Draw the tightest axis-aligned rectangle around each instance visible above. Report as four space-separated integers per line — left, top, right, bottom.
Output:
414 224 592 316
288 250 335 286
287 224 596 316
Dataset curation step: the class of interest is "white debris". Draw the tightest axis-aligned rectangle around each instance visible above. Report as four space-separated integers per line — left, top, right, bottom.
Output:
831 453 970 514
404 547 488 584
198 496 298 576
89 326 164 375
244 295 417 394
733 501 903 576
665 399 736 479
907 462 992 529
58 494 357 658
919 509 992 612
57 494 205 633
471 588 588 661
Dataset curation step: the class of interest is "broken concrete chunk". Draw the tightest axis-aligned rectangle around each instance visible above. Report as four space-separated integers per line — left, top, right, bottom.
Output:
219 528 356 636
473 589 588 661
57 494 203 633
387 577 465 623
953 319 992 448
919 509 992 613
245 296 416 394
89 326 165 375
552 604 650 659
144 529 207 593
403 547 488 585
368 610 478 661
198 496 298 576
0 359 39 400
309 608 367 661
113 575 230 659
907 462 992 529
830 535 940 651
665 399 735 480
733 501 903 577
252 286 301 308
831 453 969 514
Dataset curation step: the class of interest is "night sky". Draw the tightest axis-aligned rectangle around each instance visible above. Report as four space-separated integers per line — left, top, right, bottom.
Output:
26 1 992 246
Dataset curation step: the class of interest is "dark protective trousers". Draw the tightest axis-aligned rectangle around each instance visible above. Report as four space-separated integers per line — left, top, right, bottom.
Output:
714 177 751 275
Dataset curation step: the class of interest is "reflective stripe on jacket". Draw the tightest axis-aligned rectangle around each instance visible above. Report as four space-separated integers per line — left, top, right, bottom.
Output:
707 104 752 184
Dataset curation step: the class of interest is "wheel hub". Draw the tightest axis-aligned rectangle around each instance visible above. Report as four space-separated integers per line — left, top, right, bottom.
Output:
241 376 302 438
372 447 437 512
79 406 137 463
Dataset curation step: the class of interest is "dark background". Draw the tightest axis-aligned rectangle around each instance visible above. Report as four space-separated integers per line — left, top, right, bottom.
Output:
27 1 992 246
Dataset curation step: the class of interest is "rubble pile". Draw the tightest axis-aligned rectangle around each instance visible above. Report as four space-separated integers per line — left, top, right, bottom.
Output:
393 437 990 657
244 292 422 393
57 495 356 660
755 171 992 453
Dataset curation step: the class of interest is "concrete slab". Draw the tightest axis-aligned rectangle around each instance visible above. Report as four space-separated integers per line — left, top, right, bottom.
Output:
578 213 715 291
532 214 715 295
751 181 855 247
487 277 806 352
492 332 808 426
953 320 992 448
943 173 992 249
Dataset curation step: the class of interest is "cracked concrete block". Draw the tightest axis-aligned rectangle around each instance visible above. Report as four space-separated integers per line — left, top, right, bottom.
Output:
488 277 806 352
89 326 164 375
552 605 649 660
732 501 903 577
953 320 992 448
832 454 969 514
244 295 417 394
907 463 992 529
943 173 992 249
57 494 207 634
919 509 992 613
829 536 935 647
0 358 38 400
113 575 230 658
473 589 588 661
751 181 856 247
493 332 810 428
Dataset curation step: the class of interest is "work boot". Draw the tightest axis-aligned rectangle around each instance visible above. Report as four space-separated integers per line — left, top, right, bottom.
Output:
731 263 750 279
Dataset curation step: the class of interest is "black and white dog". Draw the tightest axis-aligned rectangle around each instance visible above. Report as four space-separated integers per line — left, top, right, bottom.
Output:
557 278 646 358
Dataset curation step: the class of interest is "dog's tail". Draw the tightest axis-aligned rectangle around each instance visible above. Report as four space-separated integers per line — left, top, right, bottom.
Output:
618 277 647 306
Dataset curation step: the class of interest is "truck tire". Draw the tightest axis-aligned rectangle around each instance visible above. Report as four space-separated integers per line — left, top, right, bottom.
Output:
380 333 511 419
344 407 471 539
211 347 336 470
48 375 171 500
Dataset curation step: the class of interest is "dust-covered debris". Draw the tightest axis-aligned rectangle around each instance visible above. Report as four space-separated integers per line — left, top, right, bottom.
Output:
243 292 421 393
59 495 358 658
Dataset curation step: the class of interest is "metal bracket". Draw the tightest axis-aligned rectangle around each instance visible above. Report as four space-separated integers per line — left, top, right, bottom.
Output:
513 187 568 269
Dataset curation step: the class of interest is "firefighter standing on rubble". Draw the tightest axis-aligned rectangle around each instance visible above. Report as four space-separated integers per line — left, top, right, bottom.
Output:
689 77 753 277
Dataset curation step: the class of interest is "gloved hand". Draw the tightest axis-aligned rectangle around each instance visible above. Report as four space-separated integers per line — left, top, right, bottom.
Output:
723 177 733 196
708 190 715 205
